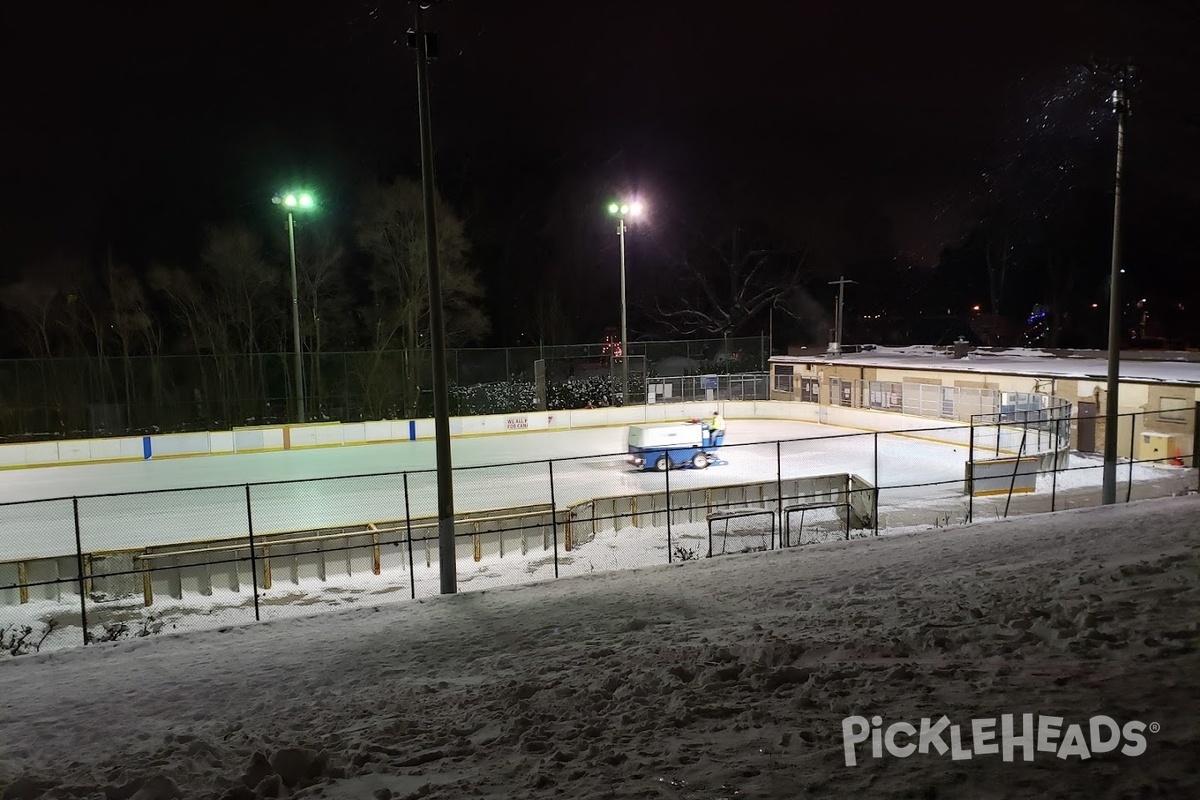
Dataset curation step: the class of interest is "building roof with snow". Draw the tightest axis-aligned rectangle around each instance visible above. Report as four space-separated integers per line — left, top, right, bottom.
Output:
769 345 1200 386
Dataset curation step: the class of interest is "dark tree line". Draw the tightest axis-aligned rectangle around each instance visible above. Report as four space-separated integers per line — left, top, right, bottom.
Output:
0 177 488 437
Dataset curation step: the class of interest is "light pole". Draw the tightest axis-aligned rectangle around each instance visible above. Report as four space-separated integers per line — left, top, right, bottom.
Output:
828 276 856 356
1093 59 1134 505
607 199 644 405
273 190 315 423
410 2 457 595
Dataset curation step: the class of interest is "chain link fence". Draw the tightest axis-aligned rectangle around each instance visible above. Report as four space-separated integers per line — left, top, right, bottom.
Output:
0 337 767 442
2 406 1195 656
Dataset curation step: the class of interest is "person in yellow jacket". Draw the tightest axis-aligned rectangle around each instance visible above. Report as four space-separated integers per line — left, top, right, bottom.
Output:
708 410 725 447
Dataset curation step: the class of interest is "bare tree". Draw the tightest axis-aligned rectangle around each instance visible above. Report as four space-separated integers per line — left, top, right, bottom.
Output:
147 263 225 424
106 261 162 425
355 177 488 417
654 226 809 338
279 222 354 415
147 264 217 355
1 254 109 433
0 278 58 357
200 223 277 355
199 223 280 422
0 277 62 431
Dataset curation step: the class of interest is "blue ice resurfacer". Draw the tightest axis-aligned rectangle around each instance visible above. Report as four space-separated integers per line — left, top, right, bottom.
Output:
626 421 725 471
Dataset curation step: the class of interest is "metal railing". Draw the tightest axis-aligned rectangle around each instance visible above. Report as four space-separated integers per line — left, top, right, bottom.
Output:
1 406 1194 657
646 373 769 405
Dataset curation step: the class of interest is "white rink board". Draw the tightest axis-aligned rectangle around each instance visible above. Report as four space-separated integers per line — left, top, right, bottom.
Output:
0 420 971 561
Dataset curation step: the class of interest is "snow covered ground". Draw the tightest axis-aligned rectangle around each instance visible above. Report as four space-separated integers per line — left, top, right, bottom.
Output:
1 496 1196 799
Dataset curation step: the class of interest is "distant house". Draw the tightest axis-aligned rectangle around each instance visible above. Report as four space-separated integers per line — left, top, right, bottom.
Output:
768 345 1200 463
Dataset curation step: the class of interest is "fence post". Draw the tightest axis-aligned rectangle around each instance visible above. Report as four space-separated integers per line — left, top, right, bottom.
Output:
872 432 879 536
1003 430 1028 519
244 485 261 622
844 477 852 541
1127 411 1136 503
72 497 89 646
549 461 560 578
403 472 415 600
1051 417 1060 512
1194 404 1199 490
343 352 351 417
665 461 673 563
775 441 783 549
968 422 975 524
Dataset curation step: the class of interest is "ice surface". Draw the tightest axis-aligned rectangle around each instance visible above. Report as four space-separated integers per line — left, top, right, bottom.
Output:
0 420 1181 562
1 420 973 559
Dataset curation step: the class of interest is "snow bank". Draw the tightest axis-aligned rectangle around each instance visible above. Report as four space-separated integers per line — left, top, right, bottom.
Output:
1 497 1197 799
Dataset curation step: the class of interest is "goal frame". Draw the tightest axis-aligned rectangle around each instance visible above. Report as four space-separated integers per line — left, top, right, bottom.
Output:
782 501 850 547
706 507 776 557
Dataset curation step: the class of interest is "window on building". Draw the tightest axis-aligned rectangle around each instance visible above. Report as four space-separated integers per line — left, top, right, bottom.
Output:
773 365 794 392
800 377 820 403
829 377 852 407
1158 396 1190 424
868 381 903 411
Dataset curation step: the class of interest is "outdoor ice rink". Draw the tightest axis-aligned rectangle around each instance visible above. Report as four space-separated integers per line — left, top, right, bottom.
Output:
0 418 990 562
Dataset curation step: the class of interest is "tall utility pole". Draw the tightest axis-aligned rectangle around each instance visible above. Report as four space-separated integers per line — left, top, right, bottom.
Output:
1093 59 1135 505
286 210 305 423
828 276 856 356
607 199 643 405
411 2 457 593
272 190 315 423
617 215 629 404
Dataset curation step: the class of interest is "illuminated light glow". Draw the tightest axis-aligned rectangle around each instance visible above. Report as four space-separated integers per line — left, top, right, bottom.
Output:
276 190 316 212
608 199 645 218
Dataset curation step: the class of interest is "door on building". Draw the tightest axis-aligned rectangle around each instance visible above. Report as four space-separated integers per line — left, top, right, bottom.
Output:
1078 400 1098 453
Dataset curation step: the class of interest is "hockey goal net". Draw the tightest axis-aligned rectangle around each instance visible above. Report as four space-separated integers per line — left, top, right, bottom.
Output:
706 508 775 557
782 502 849 546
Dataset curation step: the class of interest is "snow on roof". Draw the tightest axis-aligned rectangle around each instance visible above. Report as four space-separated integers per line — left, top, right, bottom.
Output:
770 345 1200 385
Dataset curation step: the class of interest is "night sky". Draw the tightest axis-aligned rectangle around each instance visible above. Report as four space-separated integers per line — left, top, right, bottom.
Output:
2 0 1197 347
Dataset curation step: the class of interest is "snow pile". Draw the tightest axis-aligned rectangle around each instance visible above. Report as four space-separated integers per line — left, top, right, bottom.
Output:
975 348 1058 358
1 497 1197 799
